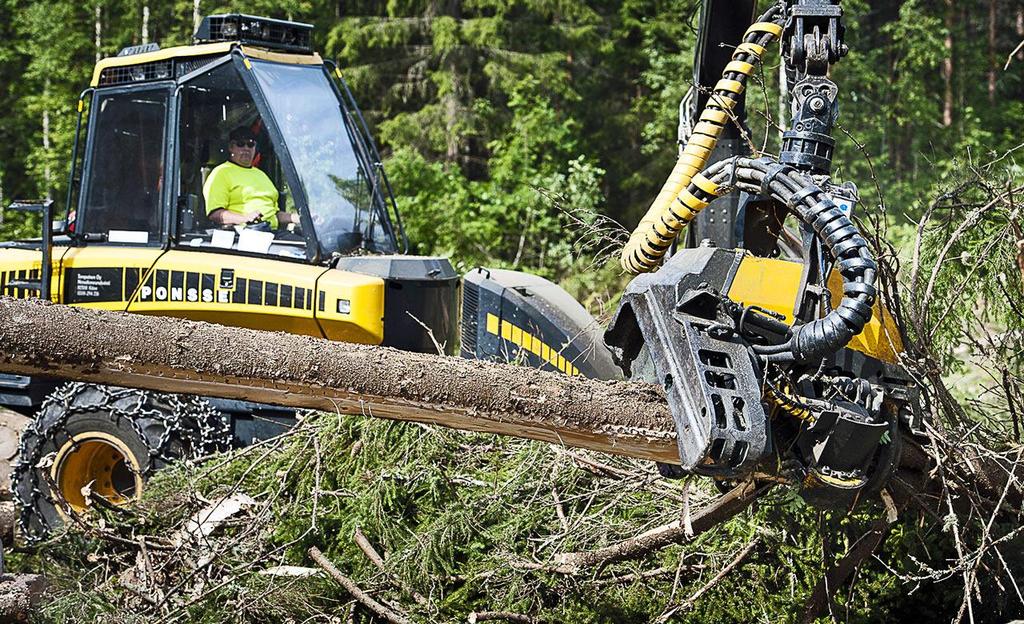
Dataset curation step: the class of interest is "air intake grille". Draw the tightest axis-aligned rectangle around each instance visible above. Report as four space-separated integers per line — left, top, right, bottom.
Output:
176 57 218 78
460 280 480 357
97 55 221 87
0 267 41 299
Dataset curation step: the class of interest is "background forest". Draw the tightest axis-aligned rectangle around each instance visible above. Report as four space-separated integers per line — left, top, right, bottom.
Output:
2 0 1023 285
3 1 1024 623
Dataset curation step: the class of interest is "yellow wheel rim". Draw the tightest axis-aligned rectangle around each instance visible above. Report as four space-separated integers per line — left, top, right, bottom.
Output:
51 432 143 514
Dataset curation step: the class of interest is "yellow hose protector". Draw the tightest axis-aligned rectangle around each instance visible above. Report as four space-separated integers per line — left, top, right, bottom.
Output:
621 20 784 274
765 385 813 422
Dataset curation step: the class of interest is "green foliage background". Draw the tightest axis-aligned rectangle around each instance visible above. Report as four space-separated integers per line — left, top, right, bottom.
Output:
3 0 1020 279
4 0 1024 621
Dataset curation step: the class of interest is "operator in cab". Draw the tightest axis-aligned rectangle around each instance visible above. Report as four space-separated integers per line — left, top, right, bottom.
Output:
203 126 298 230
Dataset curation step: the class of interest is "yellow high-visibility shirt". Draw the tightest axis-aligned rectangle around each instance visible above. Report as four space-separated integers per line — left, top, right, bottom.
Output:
203 161 280 228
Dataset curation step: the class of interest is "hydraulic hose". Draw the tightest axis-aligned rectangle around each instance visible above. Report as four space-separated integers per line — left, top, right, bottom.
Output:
620 5 786 275
676 156 877 364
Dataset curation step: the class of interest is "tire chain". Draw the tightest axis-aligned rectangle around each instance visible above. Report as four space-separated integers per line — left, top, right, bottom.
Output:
10 382 232 541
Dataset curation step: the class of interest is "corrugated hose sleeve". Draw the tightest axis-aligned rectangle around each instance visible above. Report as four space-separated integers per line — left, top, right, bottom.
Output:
680 156 878 365
620 10 785 275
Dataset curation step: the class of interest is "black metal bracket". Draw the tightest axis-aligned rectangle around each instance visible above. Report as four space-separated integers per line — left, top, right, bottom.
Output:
5 199 55 301
780 0 846 175
605 249 772 476
785 0 847 75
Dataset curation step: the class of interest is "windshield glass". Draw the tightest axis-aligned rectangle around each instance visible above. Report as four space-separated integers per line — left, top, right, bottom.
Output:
177 61 305 261
249 60 396 256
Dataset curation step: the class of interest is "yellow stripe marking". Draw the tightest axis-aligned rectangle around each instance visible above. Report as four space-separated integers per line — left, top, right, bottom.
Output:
700 109 729 124
671 203 699 223
735 42 767 58
689 134 716 149
680 153 707 170
708 94 738 110
714 79 745 95
693 121 724 138
748 22 784 38
692 173 720 197
683 143 712 160
680 190 709 211
725 60 755 75
484 314 580 376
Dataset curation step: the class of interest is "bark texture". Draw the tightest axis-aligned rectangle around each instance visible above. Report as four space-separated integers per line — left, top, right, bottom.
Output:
0 297 679 463
0 574 46 622
0 297 1013 520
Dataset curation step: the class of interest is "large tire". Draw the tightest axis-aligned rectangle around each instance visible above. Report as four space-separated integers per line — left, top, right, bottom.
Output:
11 383 230 541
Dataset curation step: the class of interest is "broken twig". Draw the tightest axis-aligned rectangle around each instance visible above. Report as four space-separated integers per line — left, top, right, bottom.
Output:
309 546 412 624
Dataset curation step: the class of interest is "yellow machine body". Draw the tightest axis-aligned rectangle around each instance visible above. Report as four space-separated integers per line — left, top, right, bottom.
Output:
1 23 459 354
726 255 903 365
0 246 386 344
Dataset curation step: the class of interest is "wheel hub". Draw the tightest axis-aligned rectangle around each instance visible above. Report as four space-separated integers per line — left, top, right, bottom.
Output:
52 433 142 514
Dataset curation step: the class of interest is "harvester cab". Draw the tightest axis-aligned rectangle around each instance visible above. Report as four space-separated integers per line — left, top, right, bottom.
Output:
86 15 404 263
3 14 416 346
2 14 620 540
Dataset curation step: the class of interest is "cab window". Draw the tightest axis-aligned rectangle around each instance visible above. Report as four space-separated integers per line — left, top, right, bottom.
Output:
250 60 397 256
80 87 168 244
176 61 303 259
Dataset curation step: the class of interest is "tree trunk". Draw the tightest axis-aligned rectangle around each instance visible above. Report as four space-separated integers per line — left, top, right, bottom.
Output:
989 0 998 102
0 297 1017 519
1019 4 1024 49
0 298 678 463
942 0 955 127
42 79 51 200
95 3 102 64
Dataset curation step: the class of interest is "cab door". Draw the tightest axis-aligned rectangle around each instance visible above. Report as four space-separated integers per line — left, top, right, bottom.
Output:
58 84 172 309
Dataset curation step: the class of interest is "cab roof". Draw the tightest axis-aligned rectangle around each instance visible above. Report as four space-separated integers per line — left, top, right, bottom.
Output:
90 43 323 87
91 14 323 88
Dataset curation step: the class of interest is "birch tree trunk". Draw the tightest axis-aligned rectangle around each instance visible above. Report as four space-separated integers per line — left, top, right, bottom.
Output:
42 79 51 200
942 0 955 127
142 4 150 45
989 0 998 102
95 3 102 63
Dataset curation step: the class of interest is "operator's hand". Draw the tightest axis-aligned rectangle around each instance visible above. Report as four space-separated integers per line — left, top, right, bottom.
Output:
246 212 265 225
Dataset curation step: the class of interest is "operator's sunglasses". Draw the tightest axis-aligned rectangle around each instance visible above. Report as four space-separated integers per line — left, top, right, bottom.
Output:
231 139 257 147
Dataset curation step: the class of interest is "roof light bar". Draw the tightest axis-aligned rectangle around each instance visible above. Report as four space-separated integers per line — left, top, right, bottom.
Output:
117 42 161 57
194 14 314 54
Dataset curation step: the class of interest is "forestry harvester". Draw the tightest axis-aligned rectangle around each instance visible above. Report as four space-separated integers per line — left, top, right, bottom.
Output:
0 14 618 538
0 0 923 540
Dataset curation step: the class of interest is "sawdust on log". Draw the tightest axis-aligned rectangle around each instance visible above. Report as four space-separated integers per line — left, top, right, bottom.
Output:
0 298 678 462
